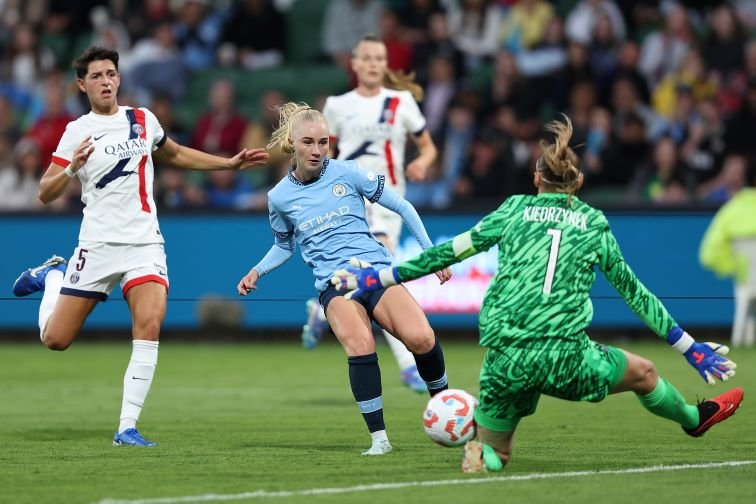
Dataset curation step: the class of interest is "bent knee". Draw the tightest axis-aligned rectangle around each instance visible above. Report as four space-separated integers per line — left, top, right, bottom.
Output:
337 330 375 355
631 357 658 393
42 330 73 351
637 358 657 380
402 327 435 354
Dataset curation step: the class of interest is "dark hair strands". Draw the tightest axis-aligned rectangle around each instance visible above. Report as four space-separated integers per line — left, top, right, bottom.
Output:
72 46 119 79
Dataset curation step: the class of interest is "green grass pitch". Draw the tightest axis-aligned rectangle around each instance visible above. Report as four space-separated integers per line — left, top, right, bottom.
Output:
1 340 754 504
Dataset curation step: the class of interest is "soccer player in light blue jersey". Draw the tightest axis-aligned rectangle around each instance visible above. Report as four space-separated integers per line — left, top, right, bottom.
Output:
236 103 452 455
301 36 439 395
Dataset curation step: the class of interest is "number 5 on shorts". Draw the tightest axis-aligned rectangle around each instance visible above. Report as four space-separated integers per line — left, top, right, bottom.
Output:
543 229 561 294
76 248 88 271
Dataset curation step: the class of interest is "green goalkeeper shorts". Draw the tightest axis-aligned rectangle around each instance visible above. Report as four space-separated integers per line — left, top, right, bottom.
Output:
474 338 627 432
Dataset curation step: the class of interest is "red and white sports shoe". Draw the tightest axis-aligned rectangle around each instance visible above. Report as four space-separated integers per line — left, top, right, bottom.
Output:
684 387 743 437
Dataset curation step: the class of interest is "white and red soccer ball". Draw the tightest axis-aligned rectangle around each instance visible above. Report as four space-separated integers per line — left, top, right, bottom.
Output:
422 389 477 447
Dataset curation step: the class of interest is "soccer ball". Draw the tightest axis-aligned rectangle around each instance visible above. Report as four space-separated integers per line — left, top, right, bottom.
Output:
422 389 477 447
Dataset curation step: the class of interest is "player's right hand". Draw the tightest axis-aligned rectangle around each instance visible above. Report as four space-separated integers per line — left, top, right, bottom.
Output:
237 269 260 296
229 148 270 170
684 341 737 385
70 136 95 172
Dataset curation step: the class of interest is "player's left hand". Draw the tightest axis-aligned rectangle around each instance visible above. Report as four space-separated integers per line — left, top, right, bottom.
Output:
229 148 270 170
435 267 452 285
406 159 429 182
684 341 737 385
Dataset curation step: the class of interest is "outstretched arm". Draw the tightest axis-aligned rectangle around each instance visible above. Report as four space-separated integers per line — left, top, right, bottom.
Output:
598 227 736 384
332 204 505 295
154 137 269 171
598 228 677 337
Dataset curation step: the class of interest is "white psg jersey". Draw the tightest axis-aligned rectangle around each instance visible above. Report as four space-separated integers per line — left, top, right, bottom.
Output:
323 88 426 196
52 106 166 244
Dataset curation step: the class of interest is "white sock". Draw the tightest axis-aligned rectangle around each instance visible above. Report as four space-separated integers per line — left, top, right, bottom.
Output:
119 340 159 433
371 429 388 442
39 270 63 340
382 329 416 370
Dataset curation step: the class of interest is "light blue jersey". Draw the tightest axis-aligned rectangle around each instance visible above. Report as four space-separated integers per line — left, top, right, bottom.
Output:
254 158 434 292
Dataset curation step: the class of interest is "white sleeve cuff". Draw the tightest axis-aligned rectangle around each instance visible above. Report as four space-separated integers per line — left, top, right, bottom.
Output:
671 331 695 353
379 268 398 287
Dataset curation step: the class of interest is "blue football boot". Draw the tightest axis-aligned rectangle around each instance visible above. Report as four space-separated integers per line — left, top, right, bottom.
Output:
12 255 67 297
301 298 329 350
400 365 427 393
113 428 157 447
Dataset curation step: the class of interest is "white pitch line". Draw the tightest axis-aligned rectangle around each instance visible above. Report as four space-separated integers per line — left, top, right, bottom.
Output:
96 460 756 504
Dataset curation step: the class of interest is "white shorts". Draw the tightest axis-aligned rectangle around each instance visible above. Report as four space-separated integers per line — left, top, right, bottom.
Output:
366 201 402 249
60 242 169 301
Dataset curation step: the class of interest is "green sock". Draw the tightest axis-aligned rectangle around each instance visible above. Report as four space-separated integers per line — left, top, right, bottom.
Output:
482 443 503 472
636 378 699 429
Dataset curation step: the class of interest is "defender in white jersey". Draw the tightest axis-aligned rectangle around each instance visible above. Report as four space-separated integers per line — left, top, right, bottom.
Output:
11 47 268 447
303 35 439 393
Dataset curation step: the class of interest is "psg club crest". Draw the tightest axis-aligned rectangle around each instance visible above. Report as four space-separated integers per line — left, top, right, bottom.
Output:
132 123 145 135
332 184 346 197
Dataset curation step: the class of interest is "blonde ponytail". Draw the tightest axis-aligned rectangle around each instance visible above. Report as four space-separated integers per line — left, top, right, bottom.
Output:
384 68 424 101
537 114 581 201
267 102 326 155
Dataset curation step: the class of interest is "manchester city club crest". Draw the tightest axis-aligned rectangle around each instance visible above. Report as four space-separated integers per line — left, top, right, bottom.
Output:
332 183 346 197
132 123 145 135
70 272 80 284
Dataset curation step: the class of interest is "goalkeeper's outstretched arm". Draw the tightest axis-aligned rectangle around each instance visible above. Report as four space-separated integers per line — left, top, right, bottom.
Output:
331 231 485 299
598 227 736 384
395 230 482 282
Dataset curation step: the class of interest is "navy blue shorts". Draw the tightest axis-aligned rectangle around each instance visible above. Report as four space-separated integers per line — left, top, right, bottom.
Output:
319 283 388 321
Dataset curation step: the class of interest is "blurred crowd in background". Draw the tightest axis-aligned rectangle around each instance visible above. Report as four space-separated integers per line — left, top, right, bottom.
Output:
0 0 755 213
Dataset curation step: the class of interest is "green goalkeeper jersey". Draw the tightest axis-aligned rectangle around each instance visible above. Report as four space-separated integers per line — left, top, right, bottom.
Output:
396 193 678 348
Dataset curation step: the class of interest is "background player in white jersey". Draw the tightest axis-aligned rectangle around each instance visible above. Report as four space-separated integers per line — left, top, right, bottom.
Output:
237 103 451 455
302 35 439 393
11 47 268 446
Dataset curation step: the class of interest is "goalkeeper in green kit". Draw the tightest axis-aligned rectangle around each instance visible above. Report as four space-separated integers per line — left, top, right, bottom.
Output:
331 116 743 472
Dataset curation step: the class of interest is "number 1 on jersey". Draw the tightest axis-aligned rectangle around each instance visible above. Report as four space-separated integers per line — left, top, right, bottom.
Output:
543 228 562 294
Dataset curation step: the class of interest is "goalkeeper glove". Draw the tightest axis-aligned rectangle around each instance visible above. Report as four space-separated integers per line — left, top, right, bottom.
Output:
666 327 737 385
330 257 400 300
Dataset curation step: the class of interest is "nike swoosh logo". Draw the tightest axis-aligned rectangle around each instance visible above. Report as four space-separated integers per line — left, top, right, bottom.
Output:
132 376 149 380
94 134 107 141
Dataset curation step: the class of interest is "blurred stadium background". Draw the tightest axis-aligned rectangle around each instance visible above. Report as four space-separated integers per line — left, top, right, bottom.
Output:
2 0 753 337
